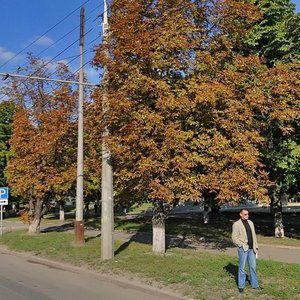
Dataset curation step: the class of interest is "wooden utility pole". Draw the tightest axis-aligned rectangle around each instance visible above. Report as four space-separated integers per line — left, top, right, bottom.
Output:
101 0 114 260
75 6 85 244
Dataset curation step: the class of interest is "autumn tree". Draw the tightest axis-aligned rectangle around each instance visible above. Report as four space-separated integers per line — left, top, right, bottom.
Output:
4 55 78 233
92 0 275 253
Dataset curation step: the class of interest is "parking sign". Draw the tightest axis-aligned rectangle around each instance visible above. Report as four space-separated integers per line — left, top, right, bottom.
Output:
0 187 9 200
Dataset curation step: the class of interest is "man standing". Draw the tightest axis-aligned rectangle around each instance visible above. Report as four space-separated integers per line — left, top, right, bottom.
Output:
232 209 261 293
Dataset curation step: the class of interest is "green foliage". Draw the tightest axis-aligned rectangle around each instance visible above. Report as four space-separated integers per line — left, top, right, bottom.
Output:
266 124 300 199
0 101 17 187
236 0 300 206
244 0 300 65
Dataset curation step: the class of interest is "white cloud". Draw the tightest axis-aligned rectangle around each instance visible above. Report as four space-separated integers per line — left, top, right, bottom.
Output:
35 35 55 47
23 35 55 48
0 47 15 62
85 67 100 84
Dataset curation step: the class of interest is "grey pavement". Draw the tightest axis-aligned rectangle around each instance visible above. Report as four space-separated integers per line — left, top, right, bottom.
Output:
2 220 300 264
0 248 186 300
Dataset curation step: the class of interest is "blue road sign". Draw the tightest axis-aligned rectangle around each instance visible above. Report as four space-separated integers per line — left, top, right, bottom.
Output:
0 187 9 200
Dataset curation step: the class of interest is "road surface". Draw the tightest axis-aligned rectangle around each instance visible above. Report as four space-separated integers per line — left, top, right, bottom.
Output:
0 250 183 300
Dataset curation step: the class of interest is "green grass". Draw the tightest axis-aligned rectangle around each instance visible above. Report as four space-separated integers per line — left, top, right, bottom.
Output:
129 202 152 214
0 230 300 300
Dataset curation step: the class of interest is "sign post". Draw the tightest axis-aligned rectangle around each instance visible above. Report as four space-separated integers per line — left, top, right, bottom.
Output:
0 187 9 236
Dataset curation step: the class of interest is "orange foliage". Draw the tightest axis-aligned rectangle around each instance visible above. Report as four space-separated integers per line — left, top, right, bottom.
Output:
91 0 299 206
92 0 261 205
6 59 78 208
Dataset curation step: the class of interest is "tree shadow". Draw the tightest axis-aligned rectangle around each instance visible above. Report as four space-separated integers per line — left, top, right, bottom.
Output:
41 222 74 233
114 231 189 256
114 232 152 256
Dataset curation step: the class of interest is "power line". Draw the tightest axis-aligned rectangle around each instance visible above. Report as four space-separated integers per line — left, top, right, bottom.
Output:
6 2 102 74
35 28 93 74
25 29 93 80
52 51 95 63
0 29 95 102
47 49 93 79
33 4 103 64
0 3 105 100
0 0 90 70
7 3 103 75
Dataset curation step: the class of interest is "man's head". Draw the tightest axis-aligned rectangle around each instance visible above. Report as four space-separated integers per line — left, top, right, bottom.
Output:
240 209 249 220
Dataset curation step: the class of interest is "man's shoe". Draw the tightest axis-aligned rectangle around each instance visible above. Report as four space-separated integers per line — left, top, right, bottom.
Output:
238 288 244 293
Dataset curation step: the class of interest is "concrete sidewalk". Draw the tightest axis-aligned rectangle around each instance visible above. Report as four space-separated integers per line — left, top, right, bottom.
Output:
3 220 300 264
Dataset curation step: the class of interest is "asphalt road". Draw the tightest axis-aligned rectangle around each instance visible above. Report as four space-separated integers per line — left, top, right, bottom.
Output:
0 250 183 300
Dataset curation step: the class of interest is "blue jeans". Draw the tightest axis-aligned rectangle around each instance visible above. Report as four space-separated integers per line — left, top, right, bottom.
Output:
238 248 259 289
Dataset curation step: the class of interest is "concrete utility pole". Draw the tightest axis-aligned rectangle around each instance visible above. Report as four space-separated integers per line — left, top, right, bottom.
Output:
101 0 114 260
75 6 85 244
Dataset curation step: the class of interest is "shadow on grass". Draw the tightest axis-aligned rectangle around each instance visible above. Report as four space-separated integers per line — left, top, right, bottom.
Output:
114 230 200 256
224 263 252 287
85 233 101 243
41 222 74 233
224 263 239 286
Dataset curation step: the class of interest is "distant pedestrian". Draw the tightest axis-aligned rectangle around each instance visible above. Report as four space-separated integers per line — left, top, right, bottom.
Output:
232 209 262 293
122 205 127 215
203 204 210 224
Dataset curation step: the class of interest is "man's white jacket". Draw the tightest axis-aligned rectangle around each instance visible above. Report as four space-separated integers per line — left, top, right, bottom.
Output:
232 219 258 252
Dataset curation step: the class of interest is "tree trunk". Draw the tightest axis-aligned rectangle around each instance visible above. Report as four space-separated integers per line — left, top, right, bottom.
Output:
152 220 165 253
152 200 167 254
28 217 41 234
28 199 43 234
273 199 284 238
59 204 65 221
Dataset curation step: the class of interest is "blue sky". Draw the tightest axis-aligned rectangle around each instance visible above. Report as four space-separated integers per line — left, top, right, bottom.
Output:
0 0 299 87
0 0 104 85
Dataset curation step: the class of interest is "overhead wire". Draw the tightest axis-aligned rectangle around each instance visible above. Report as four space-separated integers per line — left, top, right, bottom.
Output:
32 28 94 76
34 1 103 62
0 0 90 70
25 4 103 84
0 2 106 101
0 29 96 101
8 3 103 73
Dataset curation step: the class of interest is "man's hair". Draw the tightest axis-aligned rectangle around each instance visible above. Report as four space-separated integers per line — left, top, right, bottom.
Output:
240 208 249 213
